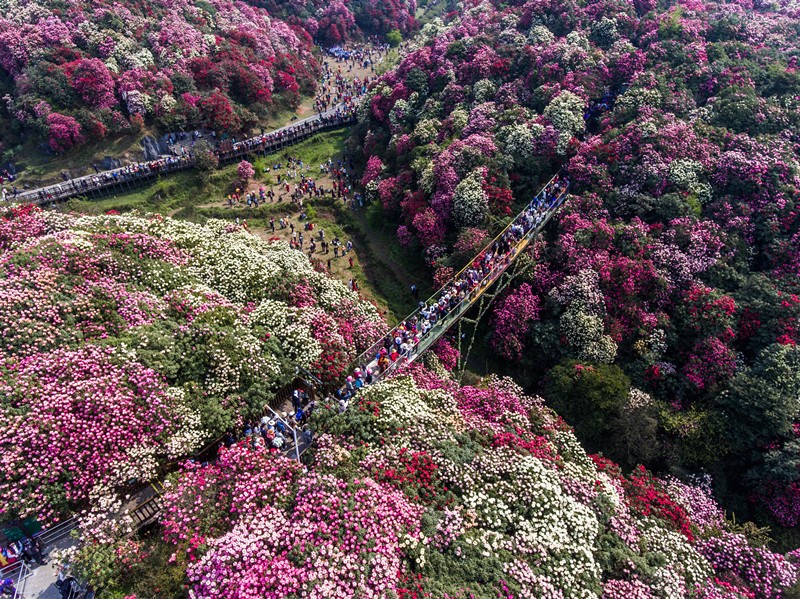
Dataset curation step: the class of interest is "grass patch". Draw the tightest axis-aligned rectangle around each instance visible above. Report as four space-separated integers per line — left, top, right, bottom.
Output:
323 197 433 320
375 49 402 76
64 130 349 218
252 129 350 186
65 166 237 216
13 128 157 188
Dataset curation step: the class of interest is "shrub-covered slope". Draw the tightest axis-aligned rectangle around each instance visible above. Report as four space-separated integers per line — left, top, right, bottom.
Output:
0 206 383 521
69 364 799 598
0 0 415 154
253 0 417 45
355 0 800 525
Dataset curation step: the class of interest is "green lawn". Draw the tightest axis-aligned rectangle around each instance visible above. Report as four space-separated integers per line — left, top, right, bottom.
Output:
251 128 350 187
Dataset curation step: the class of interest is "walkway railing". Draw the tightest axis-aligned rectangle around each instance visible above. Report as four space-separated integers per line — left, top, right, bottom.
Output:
10 561 31 599
13 112 357 207
350 175 570 380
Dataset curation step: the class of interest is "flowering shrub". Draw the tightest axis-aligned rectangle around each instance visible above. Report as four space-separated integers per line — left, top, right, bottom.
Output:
237 160 255 183
0 345 187 521
491 283 540 360
431 338 459 371
0 207 383 520
356 1 800 522
46 112 84 153
452 171 489 228
76 370 799 597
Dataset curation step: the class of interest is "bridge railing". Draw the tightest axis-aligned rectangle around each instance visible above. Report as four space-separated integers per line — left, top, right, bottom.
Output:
349 177 569 381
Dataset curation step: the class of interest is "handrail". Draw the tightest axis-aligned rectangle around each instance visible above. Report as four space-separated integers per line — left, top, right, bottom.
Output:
37 516 78 546
11 561 31 599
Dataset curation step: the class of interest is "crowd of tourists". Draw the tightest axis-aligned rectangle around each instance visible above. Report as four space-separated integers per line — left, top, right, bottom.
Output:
314 66 368 115
333 175 570 403
0 535 47 569
225 387 315 455
323 43 391 72
229 154 356 210
18 155 195 204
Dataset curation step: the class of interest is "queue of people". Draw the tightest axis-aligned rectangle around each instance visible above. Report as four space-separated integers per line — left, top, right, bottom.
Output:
225 387 316 455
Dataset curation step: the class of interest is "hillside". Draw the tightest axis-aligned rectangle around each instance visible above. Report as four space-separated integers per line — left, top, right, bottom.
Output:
0 0 415 162
63 361 800 598
0 210 796 597
353 0 800 528
0 206 383 522
0 0 799 594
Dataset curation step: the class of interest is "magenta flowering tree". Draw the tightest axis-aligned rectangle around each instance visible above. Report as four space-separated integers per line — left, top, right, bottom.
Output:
46 112 84 153
361 155 384 187
412 208 446 247
396 224 413 248
0 345 184 521
491 283 541 360
237 160 255 183
158 443 424 598
432 338 459 370
317 1 357 44
697 532 799 598
66 58 117 109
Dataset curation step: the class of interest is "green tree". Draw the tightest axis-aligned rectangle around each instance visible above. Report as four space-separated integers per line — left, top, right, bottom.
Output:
715 344 800 457
192 140 219 184
386 29 403 48
547 359 631 448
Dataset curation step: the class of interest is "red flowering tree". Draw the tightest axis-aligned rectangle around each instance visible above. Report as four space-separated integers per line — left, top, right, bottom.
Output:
46 112 84 153
65 58 116 109
199 92 240 133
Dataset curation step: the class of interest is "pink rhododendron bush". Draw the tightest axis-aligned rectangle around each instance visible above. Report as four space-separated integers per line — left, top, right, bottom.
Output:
354 0 800 529
0 206 382 521
66 367 798 597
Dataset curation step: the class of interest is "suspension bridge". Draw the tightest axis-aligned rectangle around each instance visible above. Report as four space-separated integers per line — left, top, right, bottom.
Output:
339 80 633 386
